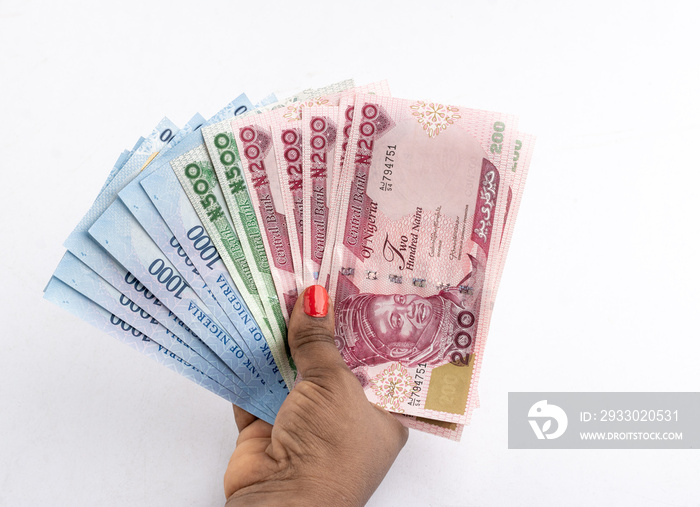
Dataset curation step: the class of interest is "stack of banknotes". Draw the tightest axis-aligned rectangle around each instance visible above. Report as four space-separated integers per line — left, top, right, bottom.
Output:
44 79 534 441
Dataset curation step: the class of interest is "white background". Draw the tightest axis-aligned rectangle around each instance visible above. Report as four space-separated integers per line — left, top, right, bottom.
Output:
1 0 699 505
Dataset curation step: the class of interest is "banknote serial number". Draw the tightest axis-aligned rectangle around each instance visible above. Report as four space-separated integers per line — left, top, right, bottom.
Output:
408 363 428 407
380 145 396 192
581 409 680 423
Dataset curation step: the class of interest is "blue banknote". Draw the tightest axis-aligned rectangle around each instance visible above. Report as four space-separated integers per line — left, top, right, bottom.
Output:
116 103 262 372
52 251 247 400
141 149 288 396
88 199 283 414
119 96 288 399
44 277 273 424
63 119 197 341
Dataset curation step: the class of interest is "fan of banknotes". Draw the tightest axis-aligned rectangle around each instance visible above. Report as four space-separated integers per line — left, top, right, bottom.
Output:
44 79 534 441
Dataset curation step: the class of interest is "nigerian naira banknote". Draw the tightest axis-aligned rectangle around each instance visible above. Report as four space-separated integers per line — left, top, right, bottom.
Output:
326 94 519 424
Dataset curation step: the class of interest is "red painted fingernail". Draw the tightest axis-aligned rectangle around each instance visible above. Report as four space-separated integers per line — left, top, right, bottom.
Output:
303 285 329 317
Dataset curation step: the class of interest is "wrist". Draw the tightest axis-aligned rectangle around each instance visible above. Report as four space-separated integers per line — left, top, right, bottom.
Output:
225 477 365 507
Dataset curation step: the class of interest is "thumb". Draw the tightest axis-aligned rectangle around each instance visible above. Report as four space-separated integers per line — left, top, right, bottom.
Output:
288 285 349 382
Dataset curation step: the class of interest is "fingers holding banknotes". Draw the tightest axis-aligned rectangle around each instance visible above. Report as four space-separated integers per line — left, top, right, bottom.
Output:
224 285 409 507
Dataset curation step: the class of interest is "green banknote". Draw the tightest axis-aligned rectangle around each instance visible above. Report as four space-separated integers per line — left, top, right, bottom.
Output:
170 146 295 387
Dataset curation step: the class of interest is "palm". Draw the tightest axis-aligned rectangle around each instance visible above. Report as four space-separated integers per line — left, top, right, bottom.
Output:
224 406 275 497
225 380 335 497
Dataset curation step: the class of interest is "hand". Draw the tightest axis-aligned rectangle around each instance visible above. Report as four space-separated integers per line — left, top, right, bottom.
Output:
224 285 409 507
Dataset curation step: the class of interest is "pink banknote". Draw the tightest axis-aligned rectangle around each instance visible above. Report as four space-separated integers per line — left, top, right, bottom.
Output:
474 133 535 358
272 120 305 294
302 106 340 287
326 94 519 423
279 80 390 127
396 414 465 441
492 134 535 297
318 94 391 289
266 82 392 292
230 110 302 321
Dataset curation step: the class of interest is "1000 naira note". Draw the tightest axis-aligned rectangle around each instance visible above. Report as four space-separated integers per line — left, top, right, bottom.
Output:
88 199 283 416
44 277 275 424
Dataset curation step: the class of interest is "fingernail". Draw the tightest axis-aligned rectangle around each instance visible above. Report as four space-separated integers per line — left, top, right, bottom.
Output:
303 285 329 318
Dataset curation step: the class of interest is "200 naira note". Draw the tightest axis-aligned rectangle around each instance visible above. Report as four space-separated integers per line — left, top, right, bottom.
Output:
326 94 521 424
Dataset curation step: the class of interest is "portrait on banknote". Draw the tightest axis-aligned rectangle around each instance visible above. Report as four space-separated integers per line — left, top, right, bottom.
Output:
335 281 478 371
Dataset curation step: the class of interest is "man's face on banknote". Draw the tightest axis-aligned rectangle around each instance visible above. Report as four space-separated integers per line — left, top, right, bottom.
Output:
336 289 477 369
368 294 434 346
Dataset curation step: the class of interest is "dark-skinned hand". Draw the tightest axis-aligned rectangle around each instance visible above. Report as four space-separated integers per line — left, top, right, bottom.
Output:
224 285 409 507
